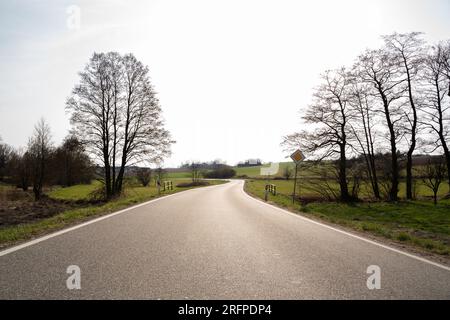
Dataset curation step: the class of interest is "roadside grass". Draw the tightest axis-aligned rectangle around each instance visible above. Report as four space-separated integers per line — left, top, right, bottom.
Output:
245 176 449 199
0 179 227 248
245 179 450 256
48 180 103 201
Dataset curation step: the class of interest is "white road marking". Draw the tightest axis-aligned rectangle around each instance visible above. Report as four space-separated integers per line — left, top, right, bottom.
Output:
0 183 225 257
2 179 449 274
241 182 450 272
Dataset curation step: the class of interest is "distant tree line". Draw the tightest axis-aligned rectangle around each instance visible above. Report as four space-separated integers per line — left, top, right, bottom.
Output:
0 120 94 200
282 33 450 203
237 159 262 167
180 159 228 170
180 161 236 181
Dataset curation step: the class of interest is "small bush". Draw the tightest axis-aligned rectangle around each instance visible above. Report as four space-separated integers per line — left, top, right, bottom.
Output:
396 232 411 242
203 166 236 179
136 168 152 187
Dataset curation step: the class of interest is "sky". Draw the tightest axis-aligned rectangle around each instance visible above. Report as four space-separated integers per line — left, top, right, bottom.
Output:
0 0 449 167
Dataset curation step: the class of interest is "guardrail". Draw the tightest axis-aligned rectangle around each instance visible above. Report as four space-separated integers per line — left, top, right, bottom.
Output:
265 184 277 196
162 181 173 191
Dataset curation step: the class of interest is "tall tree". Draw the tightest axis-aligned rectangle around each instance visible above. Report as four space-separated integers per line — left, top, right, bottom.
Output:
8 149 32 191
355 49 407 201
67 52 173 199
422 43 450 191
28 119 53 201
283 68 354 201
348 81 381 199
52 135 93 186
383 32 425 199
441 41 450 97
0 137 13 182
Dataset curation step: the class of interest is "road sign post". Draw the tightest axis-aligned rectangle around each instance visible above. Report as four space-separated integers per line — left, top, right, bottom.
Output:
290 149 305 205
292 163 298 204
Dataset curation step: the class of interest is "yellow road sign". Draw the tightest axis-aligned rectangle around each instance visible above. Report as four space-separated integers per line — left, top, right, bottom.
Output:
290 149 305 163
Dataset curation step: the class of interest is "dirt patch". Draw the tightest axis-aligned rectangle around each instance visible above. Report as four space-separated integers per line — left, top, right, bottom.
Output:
0 187 95 228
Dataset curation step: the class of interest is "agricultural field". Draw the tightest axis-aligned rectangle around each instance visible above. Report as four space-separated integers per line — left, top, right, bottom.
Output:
245 179 450 256
234 162 296 178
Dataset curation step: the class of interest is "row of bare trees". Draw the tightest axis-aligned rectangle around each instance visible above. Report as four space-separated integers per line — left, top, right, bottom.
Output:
66 52 174 199
0 120 93 200
282 33 450 202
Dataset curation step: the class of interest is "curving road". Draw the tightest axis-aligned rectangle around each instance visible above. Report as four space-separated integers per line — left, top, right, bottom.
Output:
0 180 449 299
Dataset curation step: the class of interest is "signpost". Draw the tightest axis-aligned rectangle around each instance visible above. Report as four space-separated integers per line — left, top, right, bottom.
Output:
290 149 305 204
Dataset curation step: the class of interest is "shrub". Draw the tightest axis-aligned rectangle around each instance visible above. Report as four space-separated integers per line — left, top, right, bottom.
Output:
203 166 236 179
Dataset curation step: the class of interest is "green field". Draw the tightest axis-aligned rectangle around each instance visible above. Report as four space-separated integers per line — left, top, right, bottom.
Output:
234 162 296 178
245 179 450 256
165 161 338 179
0 179 226 248
166 171 192 179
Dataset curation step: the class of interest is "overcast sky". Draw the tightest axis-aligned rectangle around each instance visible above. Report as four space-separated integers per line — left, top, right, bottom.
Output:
1 0 449 167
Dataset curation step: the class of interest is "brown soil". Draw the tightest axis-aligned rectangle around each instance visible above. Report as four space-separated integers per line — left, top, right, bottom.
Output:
0 188 91 228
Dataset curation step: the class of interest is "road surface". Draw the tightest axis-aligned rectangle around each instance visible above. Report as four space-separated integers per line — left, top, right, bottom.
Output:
0 180 449 299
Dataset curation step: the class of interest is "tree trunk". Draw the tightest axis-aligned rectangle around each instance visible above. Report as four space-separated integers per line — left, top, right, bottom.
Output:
369 155 381 199
380 92 399 201
442 145 450 192
435 79 450 192
406 152 414 199
103 148 112 199
339 143 350 201
405 63 417 200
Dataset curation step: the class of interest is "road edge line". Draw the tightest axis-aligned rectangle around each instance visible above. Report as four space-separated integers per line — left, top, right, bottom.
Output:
0 182 228 257
241 181 450 272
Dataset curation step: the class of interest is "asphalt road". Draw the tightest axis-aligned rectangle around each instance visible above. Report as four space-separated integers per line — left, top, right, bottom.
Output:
0 180 449 299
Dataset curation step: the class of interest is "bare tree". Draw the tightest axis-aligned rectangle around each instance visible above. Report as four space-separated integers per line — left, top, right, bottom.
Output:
421 43 450 192
441 41 450 97
383 32 425 199
136 167 152 187
51 135 93 186
0 137 13 182
348 82 381 199
189 162 202 183
67 52 174 199
28 119 53 201
282 166 293 180
154 167 167 186
420 157 447 205
295 68 354 201
7 148 31 191
355 49 407 201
